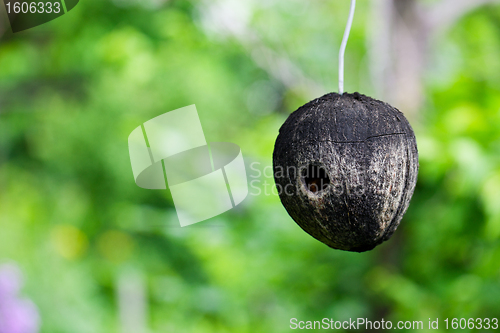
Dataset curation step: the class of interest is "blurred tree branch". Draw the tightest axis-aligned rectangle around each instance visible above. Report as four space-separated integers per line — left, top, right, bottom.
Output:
426 0 500 33
205 0 500 119
369 0 500 119
241 35 326 99
198 0 326 102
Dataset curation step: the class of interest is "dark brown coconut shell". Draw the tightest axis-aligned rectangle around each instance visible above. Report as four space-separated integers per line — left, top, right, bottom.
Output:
273 92 418 252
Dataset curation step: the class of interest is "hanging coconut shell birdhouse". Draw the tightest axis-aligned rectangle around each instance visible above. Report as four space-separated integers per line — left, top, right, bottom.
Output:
272 0 418 252
273 92 418 252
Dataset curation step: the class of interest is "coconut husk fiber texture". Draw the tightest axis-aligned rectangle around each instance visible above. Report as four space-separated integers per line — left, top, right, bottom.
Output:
273 92 419 252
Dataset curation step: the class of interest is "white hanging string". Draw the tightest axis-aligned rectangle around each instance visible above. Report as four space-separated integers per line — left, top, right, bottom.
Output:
339 0 357 95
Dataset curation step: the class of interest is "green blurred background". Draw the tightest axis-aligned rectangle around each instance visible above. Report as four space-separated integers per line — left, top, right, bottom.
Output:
1 0 500 332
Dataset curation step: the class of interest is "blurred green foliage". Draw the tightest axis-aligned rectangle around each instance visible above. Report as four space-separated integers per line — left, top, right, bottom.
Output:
0 0 500 332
